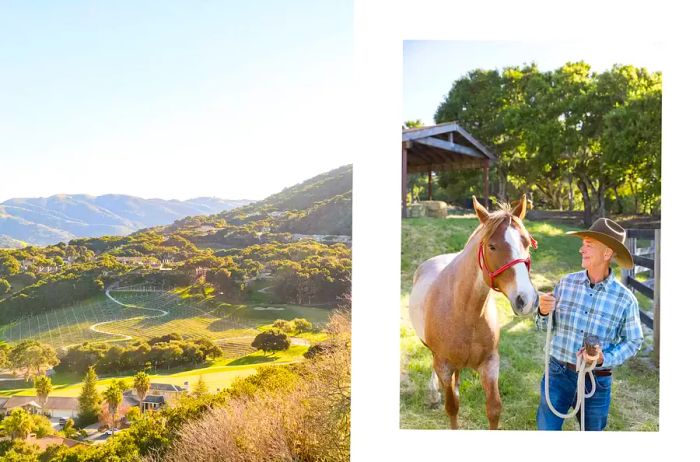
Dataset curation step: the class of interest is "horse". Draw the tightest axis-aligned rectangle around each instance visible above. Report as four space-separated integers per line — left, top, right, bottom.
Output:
408 194 539 429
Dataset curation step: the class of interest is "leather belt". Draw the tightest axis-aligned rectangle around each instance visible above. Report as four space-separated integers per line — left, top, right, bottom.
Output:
563 361 612 377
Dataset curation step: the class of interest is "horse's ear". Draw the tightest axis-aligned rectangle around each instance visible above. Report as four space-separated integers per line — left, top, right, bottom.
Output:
472 196 490 224
511 194 528 220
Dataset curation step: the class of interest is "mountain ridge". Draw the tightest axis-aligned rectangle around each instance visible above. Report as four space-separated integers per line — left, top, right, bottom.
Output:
0 195 254 247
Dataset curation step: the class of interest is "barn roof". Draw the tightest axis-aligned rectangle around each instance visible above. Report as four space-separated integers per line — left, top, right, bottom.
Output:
402 121 497 173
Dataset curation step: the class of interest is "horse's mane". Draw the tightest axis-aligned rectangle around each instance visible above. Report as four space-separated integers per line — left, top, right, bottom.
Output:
475 202 528 245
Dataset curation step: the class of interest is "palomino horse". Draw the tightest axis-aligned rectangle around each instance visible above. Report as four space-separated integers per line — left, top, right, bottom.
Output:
409 195 539 429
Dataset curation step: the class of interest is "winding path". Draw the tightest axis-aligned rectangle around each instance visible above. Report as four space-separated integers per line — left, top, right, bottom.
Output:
87 289 170 341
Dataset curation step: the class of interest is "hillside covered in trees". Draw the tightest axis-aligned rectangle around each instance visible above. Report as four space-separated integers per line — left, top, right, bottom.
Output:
0 166 352 323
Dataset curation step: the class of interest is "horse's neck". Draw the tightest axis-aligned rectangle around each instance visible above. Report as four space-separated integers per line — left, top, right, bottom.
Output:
451 231 491 315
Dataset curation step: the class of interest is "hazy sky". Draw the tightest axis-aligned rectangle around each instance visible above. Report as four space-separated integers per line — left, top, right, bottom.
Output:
404 40 664 125
0 1 352 202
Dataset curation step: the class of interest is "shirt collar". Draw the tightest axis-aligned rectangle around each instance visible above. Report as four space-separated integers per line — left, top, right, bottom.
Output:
583 268 614 291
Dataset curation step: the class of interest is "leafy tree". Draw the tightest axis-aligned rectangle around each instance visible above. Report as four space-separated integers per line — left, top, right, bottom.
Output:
251 329 291 355
0 341 10 368
8 341 59 380
33 375 52 410
28 413 53 438
193 375 208 397
291 318 312 333
0 408 33 440
61 418 79 440
0 440 41 462
432 61 661 222
77 366 102 427
0 278 10 295
273 319 294 333
103 379 129 432
0 254 21 277
403 119 424 129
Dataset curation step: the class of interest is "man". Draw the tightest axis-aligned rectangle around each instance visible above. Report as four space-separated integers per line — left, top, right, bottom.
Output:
535 218 644 431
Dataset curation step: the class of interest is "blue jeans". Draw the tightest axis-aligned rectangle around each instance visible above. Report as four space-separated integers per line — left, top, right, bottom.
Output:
536 357 612 431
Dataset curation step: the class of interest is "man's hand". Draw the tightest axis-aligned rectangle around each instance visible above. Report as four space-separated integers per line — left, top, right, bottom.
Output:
538 292 556 316
577 347 604 367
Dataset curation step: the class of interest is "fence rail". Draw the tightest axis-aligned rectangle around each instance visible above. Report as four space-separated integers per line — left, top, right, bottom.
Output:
622 228 660 364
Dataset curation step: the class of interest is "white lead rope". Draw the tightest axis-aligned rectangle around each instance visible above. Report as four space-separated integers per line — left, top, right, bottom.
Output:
544 309 597 431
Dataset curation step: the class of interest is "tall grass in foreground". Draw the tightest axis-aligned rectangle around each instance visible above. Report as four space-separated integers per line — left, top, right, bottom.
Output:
400 216 659 431
150 310 351 461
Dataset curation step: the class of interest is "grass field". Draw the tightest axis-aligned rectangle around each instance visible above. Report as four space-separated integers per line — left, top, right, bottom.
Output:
0 290 334 349
0 345 311 398
0 287 333 402
400 215 659 431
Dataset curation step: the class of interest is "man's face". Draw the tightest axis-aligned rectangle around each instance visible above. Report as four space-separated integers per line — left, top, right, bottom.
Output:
579 237 612 271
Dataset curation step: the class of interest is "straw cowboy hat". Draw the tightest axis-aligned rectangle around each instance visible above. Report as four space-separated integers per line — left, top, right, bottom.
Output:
566 218 634 269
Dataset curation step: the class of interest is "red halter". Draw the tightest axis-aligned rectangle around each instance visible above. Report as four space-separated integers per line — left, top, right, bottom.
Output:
478 236 538 291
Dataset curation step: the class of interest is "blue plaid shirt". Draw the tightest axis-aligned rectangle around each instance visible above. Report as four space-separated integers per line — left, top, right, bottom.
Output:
535 269 644 369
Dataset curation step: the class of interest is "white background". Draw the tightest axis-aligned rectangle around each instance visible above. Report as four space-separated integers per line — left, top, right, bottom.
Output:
351 0 699 460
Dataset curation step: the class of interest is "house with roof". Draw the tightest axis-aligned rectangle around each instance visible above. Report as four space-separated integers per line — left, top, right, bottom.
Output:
0 396 79 419
122 382 188 412
26 434 86 451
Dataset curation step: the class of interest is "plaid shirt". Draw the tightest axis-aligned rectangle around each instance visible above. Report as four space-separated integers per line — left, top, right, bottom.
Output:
535 269 644 369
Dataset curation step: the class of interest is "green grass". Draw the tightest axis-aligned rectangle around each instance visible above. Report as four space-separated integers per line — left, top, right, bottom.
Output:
0 344 310 398
0 291 335 349
400 215 659 431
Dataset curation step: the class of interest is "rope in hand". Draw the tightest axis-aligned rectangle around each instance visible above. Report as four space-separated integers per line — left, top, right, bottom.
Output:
543 305 597 431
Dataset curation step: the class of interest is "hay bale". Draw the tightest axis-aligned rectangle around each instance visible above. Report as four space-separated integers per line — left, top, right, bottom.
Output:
407 203 426 218
421 201 447 219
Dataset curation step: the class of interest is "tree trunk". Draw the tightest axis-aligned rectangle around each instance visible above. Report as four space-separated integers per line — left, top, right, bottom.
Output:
577 179 593 227
567 176 574 211
613 186 624 214
596 179 607 219
497 167 507 202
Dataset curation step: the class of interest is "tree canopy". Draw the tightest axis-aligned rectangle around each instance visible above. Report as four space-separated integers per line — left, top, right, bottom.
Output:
427 61 661 224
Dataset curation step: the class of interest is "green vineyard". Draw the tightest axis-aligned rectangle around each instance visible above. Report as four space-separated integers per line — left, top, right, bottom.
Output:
0 290 333 355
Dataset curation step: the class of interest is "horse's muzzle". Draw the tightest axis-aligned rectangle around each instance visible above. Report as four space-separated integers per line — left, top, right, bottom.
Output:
514 291 539 316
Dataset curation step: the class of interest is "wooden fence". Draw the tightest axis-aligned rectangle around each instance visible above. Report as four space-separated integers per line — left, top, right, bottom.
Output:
621 228 660 363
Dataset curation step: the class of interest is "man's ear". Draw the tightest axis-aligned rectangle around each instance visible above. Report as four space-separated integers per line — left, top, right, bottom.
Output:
511 194 528 220
472 196 490 224
605 248 615 263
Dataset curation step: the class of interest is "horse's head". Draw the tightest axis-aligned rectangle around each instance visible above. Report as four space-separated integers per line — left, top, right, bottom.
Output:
473 195 539 316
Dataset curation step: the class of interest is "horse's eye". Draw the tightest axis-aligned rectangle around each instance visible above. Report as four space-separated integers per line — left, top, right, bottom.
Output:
488 244 496 251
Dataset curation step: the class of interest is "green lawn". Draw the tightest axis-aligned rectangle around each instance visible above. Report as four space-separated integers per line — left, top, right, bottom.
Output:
400 215 659 431
0 345 310 398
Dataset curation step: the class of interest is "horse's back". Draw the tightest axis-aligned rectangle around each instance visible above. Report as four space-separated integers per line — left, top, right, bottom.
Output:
409 253 459 343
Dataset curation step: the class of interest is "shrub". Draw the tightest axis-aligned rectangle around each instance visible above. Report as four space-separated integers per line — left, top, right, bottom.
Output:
291 318 312 333
251 330 290 355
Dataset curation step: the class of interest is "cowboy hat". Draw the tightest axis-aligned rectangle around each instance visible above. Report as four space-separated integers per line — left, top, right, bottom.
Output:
566 218 634 269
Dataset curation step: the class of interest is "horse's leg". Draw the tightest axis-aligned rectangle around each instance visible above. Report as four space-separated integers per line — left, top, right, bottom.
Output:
453 369 461 399
427 369 442 409
479 353 502 430
434 357 459 429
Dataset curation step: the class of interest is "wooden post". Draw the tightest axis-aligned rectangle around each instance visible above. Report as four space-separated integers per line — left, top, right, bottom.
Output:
428 168 432 200
628 237 637 281
653 229 660 365
402 143 408 218
482 163 489 211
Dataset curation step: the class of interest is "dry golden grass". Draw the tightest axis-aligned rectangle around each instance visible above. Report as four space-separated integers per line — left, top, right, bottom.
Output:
150 310 351 462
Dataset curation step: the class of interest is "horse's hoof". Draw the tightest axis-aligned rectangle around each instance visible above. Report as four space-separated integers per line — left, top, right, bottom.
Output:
428 401 441 410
